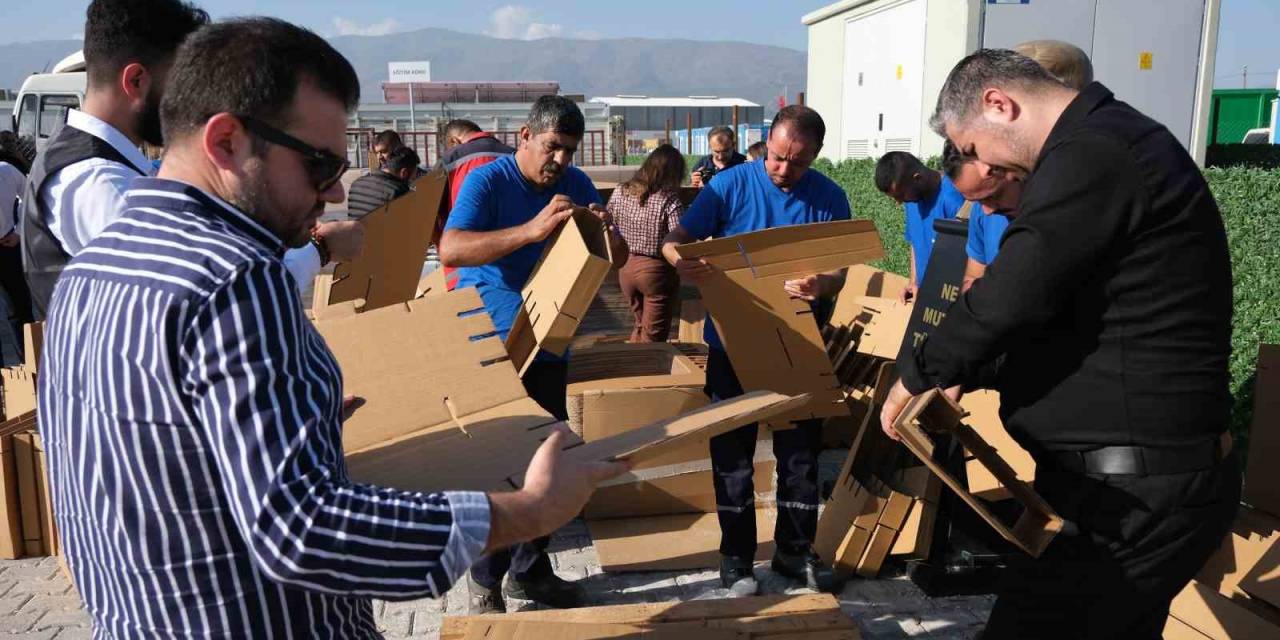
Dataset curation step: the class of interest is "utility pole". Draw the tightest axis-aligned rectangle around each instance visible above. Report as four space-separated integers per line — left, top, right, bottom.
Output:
1243 65 1248 89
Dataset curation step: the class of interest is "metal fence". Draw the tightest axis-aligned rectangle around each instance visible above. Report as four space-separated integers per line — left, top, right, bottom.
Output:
345 128 611 170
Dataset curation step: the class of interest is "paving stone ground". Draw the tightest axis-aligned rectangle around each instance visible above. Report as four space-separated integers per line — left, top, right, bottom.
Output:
0 525 992 639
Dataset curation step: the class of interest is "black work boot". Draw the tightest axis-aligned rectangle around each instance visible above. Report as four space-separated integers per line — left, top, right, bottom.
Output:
771 548 841 593
504 572 585 609
465 573 506 615
719 555 760 598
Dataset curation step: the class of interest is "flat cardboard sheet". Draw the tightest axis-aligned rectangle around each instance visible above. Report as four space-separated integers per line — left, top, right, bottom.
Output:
893 389 1063 557
675 220 885 423
1196 506 1280 601
507 208 613 376
461 620 745 640
1169 580 1280 640
851 297 912 361
0 436 21 559
441 594 859 640
957 390 1034 502
589 508 777 572
328 168 447 312
585 460 774 520
828 266 911 330
1244 344 1280 517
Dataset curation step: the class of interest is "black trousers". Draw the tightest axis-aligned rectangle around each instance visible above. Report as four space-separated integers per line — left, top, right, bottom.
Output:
470 358 567 589
706 349 823 560
982 450 1241 640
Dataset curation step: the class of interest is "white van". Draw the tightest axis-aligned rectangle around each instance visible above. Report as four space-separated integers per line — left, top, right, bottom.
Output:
12 51 87 151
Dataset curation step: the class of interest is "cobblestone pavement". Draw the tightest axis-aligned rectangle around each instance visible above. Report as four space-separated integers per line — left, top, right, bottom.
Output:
0 520 992 639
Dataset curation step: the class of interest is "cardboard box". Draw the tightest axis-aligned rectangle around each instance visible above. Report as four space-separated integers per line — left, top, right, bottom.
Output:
893 389 1063 557
588 508 777 573
1244 344 1280 517
506 209 614 376
674 220 885 423
585 459 774 520
957 390 1034 502
327 168 447 313
441 594 857 640
314 290 805 493
1169 580 1280 640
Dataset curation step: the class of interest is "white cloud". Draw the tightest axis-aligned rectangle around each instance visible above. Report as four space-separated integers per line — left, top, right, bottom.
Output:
331 17 401 37
487 5 565 40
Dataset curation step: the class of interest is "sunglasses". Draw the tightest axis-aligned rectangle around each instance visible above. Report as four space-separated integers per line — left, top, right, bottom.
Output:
236 114 350 192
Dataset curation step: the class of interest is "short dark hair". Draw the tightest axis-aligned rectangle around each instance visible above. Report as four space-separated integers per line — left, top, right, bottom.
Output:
384 146 421 174
160 18 360 143
874 151 925 194
374 129 403 150
708 126 736 146
445 119 482 139
931 48 1064 136
526 95 585 138
940 139 967 179
770 105 825 147
84 0 209 89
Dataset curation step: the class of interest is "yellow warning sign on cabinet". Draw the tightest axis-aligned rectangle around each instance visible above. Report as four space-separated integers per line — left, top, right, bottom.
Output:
896 64 904 80
1139 52 1153 70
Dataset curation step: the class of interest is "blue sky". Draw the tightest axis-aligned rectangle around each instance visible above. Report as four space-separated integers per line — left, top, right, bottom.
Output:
5 0 1278 89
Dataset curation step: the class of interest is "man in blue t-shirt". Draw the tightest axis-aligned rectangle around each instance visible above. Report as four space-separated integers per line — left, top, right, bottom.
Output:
874 151 967 303
440 96 628 614
940 140 1021 292
660 106 848 597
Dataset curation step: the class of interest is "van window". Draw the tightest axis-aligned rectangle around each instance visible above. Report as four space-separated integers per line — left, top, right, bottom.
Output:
39 95 79 138
17 95 38 139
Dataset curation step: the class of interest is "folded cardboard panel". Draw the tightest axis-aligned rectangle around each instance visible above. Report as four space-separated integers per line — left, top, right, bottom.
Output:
507 209 614 376
674 221 885 423
1163 616 1214 640
589 508 777 572
461 620 745 640
585 460 774 520
441 594 859 640
957 390 1034 502
893 389 1063 557
1169 580 1280 640
851 297 912 361
2 367 36 423
328 168 447 313
677 296 706 346
0 435 21 559
32 433 55 558
13 433 42 557
1197 506 1280 601
566 342 704 389
1244 344 1280 518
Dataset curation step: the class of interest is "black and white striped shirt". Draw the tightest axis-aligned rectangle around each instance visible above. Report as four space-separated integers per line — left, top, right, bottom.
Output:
39 177 490 638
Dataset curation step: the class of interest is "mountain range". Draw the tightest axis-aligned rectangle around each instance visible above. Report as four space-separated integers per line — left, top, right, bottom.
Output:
1 28 807 112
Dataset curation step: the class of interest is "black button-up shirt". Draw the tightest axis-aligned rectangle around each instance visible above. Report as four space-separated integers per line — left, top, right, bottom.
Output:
901 83 1233 452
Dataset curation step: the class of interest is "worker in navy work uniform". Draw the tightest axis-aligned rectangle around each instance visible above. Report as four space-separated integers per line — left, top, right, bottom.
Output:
660 105 848 597
881 49 1240 639
439 95 629 614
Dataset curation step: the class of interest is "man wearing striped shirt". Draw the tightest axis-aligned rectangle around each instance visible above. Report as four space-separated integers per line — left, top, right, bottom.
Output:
39 18 624 637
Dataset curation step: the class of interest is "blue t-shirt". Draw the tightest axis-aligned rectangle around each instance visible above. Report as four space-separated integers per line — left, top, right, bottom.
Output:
679 161 852 351
965 208 1012 266
902 174 966 284
444 155 601 345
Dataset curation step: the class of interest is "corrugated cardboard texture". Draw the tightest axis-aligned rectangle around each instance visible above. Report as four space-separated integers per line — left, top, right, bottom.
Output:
461 620 745 640
958 390 1034 502
441 594 859 640
1244 344 1280 517
507 209 614 375
589 508 777 572
0 435 21 559
585 461 774 520
675 220 884 423
14 433 42 556
328 168 447 313
894 389 1062 557
1169 580 1280 640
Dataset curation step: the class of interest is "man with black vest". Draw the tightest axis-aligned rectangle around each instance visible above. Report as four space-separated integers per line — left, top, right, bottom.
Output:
346 145 420 219
22 0 363 320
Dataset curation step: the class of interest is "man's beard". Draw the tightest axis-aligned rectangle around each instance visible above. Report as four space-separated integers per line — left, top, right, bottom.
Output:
139 87 165 147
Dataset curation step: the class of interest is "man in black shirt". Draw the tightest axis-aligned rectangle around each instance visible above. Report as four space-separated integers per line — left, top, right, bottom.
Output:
690 126 746 187
347 145 419 219
881 49 1239 639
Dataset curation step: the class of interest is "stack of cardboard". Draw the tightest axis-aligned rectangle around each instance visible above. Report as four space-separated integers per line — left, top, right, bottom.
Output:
441 594 862 639
0 324 59 561
1165 344 1280 639
565 342 778 571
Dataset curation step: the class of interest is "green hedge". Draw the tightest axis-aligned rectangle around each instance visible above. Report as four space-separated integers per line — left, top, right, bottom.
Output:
814 158 1280 441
